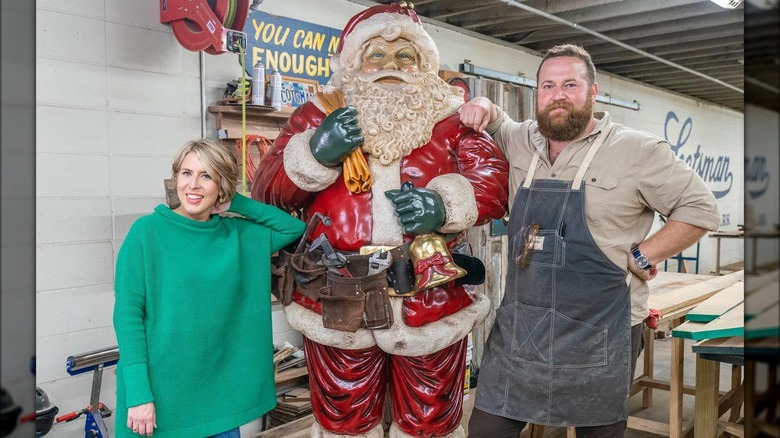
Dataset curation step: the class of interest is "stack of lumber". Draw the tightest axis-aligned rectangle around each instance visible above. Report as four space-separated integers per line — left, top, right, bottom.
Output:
268 387 313 428
669 268 778 342
649 270 743 323
670 270 744 340
671 277 745 340
744 269 779 340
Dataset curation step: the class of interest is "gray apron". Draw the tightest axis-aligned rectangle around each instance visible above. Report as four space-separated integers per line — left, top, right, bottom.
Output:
475 127 632 426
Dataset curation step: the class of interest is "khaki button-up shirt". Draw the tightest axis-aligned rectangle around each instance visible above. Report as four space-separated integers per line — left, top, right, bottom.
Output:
487 109 720 325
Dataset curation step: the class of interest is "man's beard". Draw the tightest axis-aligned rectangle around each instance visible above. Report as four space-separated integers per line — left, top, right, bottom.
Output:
339 70 461 165
536 95 593 141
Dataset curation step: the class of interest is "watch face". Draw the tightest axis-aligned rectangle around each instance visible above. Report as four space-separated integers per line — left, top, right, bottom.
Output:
635 255 650 269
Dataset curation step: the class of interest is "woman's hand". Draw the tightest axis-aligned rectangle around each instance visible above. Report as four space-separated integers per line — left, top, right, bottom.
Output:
212 198 232 215
127 402 156 436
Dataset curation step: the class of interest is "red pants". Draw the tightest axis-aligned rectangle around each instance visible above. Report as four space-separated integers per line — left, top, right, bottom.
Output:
304 336 468 436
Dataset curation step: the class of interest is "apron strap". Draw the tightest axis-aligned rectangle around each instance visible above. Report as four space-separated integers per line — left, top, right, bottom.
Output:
523 123 615 189
522 150 541 188
572 124 615 190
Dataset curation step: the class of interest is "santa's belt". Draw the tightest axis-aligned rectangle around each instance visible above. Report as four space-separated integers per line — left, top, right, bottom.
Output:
352 244 485 296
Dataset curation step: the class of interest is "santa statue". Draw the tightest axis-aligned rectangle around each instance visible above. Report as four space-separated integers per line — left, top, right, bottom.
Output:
252 3 508 437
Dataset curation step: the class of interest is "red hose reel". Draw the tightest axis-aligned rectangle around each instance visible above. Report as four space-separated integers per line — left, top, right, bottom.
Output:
160 0 249 54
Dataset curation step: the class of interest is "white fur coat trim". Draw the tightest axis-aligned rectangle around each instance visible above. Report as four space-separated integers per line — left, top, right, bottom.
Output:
426 173 478 233
373 291 490 357
284 301 377 350
283 129 340 192
369 157 404 246
284 292 490 356
310 421 384 438
389 423 465 438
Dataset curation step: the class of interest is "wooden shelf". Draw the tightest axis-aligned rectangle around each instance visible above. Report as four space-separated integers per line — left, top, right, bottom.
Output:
274 365 308 386
209 104 295 120
208 104 294 140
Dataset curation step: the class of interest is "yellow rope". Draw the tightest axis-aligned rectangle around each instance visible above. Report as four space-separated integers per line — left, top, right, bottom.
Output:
237 44 248 195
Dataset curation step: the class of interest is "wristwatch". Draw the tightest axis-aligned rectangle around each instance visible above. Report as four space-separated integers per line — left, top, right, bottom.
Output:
631 245 653 270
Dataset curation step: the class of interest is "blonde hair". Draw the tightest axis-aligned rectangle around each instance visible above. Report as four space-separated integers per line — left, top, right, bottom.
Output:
171 139 239 203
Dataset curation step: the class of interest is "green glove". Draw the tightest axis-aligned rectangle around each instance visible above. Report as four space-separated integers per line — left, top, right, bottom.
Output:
309 106 364 167
385 182 446 235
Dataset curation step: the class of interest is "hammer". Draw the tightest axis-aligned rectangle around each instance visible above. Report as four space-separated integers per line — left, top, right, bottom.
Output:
295 212 332 254
309 233 353 278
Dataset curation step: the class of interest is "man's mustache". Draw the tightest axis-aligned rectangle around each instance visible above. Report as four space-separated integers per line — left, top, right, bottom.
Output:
543 102 574 112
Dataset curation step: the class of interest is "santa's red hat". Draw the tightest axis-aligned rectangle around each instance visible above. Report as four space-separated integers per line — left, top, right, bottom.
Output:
330 2 439 74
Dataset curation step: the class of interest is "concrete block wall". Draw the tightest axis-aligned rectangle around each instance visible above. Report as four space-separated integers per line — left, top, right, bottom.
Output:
32 0 745 436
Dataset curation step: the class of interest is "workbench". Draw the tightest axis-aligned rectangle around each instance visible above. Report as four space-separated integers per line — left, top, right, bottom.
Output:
628 270 744 438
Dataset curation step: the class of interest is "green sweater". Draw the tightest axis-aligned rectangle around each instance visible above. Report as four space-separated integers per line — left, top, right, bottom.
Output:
113 194 305 438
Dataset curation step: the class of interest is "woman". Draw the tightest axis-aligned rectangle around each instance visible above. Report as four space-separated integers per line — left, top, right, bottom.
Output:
113 139 305 437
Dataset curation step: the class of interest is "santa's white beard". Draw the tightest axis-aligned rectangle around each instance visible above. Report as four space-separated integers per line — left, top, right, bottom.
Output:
340 71 462 165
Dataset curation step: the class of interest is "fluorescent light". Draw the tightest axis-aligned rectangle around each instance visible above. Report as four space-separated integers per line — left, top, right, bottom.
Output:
710 0 744 8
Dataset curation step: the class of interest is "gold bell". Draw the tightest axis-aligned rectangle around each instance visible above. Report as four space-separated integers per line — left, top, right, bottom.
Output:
409 233 467 292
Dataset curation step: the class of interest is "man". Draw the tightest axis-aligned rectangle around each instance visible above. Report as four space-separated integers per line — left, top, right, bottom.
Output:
251 3 509 438
459 44 719 437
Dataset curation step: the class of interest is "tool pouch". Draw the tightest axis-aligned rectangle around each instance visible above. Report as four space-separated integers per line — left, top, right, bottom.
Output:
321 271 393 332
271 250 296 305
291 249 328 303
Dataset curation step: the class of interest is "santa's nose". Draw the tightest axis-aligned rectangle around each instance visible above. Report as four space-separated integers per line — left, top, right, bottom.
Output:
382 59 399 70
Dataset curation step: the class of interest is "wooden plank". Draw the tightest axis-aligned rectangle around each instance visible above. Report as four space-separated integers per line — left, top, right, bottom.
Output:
744 269 780 292
649 270 744 315
745 301 780 339
686 283 744 322
635 377 697 395
673 303 744 340
669 336 685 438
745 281 779 319
717 420 744 437
627 416 670 436
744 337 780 361
251 414 314 438
274 366 308 385
692 336 744 355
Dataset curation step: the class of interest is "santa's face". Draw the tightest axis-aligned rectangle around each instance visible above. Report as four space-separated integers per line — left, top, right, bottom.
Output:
336 35 462 165
359 37 419 84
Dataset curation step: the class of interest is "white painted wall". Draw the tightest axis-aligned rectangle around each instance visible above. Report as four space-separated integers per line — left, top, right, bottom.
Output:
745 104 780 269
34 0 744 436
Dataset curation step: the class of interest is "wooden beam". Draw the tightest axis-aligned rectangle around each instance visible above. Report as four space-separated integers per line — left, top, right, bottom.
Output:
694 355 720 438
686 283 743 322
673 303 744 340
251 414 314 438
649 270 743 315
745 301 780 339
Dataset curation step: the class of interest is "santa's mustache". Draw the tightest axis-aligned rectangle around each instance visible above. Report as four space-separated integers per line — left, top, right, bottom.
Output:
356 70 421 84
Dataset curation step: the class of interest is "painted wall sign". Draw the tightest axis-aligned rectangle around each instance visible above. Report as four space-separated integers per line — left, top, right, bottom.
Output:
243 11 341 86
745 155 770 199
664 111 734 199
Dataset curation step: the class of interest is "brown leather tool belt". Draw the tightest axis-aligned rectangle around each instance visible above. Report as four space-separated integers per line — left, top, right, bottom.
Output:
270 243 485 332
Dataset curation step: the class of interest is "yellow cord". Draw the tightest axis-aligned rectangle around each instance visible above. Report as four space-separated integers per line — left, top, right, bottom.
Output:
238 44 248 195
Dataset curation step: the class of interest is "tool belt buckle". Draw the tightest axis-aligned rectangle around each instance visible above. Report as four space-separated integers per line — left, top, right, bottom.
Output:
359 245 396 255
359 245 410 296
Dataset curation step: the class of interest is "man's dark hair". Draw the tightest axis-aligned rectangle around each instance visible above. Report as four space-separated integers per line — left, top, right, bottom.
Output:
536 44 596 87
